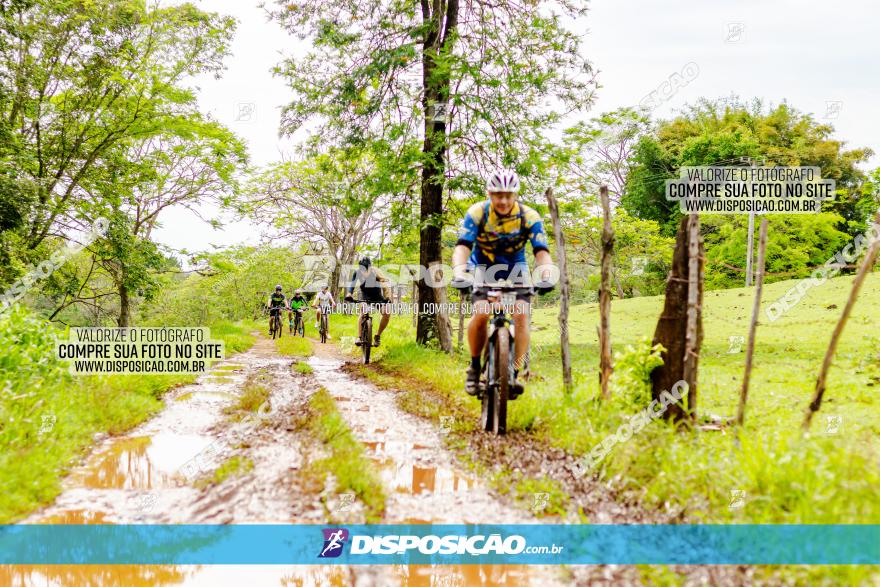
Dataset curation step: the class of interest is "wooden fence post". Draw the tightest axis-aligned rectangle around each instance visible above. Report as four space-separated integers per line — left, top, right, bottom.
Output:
736 218 768 426
429 261 454 353
682 213 701 418
804 212 880 430
544 186 573 394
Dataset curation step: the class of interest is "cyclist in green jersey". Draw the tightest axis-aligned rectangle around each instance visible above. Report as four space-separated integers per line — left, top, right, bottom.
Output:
288 289 308 333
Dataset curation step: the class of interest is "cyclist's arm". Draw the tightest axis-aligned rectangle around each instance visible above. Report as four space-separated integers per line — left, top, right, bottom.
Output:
345 270 358 297
452 244 471 279
453 204 480 279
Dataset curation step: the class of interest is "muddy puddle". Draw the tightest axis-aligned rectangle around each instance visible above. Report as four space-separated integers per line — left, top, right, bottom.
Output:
308 356 536 525
308 354 567 586
7 340 570 586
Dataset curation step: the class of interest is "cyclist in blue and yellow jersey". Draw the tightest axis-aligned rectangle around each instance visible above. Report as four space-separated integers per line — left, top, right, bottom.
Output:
451 169 555 396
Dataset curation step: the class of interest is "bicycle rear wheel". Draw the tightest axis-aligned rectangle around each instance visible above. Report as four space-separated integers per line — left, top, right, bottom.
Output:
362 316 372 364
480 345 493 431
493 327 510 435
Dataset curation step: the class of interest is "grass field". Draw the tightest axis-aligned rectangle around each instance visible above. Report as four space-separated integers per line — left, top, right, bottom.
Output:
0 316 258 523
332 272 880 525
330 272 879 584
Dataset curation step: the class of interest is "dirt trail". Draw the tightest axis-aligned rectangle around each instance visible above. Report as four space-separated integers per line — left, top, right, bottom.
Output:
10 335 575 586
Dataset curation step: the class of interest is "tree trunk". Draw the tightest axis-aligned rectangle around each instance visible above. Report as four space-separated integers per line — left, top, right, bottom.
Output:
650 215 704 421
416 0 457 346
545 187 573 394
118 280 130 328
598 186 614 399
457 288 465 351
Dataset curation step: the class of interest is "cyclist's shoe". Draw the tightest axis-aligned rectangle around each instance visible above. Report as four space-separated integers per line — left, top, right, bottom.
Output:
465 364 480 396
510 379 525 399
373 334 381 347
354 338 362 347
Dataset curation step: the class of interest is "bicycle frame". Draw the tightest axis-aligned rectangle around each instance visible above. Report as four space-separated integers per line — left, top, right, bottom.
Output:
479 287 518 434
351 299 377 364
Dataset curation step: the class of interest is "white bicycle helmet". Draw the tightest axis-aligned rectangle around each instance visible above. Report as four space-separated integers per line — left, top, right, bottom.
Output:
486 168 521 194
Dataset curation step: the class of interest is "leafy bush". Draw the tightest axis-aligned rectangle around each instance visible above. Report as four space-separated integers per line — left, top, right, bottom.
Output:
609 337 665 408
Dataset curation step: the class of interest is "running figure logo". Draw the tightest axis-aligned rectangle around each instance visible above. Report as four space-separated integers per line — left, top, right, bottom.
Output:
318 528 349 558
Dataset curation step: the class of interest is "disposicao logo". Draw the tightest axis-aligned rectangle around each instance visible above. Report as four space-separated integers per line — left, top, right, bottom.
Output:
318 528 349 558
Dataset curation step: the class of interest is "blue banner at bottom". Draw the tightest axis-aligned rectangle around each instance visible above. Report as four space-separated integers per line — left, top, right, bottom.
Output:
0 524 877 565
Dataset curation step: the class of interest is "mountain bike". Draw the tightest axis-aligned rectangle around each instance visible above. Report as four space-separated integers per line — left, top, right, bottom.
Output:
348 299 379 364
292 308 306 337
268 306 284 339
478 286 520 434
453 280 554 436
318 306 331 344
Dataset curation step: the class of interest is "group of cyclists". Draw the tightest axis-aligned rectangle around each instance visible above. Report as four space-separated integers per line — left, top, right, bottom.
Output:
266 284 336 338
266 168 556 396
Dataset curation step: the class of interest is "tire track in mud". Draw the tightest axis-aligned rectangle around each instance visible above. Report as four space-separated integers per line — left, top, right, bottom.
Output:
13 336 371 586
327 344 759 587
305 342 569 586
9 333 748 586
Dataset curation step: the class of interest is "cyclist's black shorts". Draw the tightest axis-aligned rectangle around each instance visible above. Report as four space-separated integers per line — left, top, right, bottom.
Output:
472 286 533 303
269 307 283 317
359 293 389 304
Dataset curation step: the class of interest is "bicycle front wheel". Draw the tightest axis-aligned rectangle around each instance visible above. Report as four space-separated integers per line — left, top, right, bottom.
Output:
493 327 510 435
362 317 372 364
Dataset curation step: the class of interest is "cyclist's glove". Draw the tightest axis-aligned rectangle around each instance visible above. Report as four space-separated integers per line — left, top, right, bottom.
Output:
534 280 555 296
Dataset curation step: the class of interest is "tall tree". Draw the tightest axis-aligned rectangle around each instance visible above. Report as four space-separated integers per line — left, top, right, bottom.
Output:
244 146 396 296
268 0 596 344
0 0 236 257
45 122 245 326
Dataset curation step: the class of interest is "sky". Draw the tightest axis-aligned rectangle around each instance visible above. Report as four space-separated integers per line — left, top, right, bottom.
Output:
154 0 880 256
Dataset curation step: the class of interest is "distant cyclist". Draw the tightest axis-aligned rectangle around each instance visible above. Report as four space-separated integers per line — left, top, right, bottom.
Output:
344 257 392 347
451 169 555 396
266 285 288 335
288 289 308 334
313 284 336 336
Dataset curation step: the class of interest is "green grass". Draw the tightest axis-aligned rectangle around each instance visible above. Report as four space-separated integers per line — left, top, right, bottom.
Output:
209 320 258 355
293 361 313 375
0 315 257 523
294 388 386 522
194 455 254 489
338 274 880 583
334 274 880 525
224 370 271 416
275 335 313 357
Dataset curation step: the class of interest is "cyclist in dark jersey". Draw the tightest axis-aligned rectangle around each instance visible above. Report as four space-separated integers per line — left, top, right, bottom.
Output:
344 257 392 347
451 169 555 396
266 285 288 335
